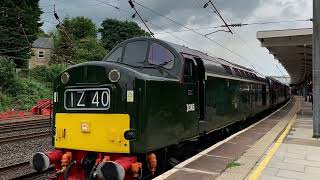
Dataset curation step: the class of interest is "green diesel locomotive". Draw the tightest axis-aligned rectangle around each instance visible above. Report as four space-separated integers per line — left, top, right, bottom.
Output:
31 37 290 180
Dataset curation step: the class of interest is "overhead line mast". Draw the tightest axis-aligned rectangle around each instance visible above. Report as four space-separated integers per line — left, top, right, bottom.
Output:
128 0 154 37
133 0 259 71
203 0 233 35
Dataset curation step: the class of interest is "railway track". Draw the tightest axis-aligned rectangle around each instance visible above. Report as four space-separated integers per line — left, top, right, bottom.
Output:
0 130 51 144
0 162 29 173
0 161 53 180
0 118 51 133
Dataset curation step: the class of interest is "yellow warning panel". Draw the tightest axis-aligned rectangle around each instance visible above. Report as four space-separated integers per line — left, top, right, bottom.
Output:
55 113 130 153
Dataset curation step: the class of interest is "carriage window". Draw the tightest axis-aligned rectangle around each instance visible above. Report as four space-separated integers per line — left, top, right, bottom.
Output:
105 47 122 62
222 65 232 75
123 41 148 64
233 68 241 76
148 43 174 69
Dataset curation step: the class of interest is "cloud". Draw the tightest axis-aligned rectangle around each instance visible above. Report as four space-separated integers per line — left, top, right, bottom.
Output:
39 0 312 77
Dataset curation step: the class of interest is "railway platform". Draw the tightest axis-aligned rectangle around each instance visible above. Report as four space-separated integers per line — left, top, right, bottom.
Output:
155 96 319 180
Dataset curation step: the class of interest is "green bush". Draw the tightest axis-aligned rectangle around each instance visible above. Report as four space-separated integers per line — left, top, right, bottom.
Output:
7 78 51 110
29 64 65 87
0 58 56 111
0 93 13 112
0 58 16 89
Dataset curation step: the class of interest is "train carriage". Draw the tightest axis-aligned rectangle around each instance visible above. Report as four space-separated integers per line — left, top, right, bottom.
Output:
31 37 290 180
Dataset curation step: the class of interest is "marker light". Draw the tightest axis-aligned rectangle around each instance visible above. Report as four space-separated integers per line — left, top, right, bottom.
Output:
124 130 136 140
61 72 70 84
108 69 121 82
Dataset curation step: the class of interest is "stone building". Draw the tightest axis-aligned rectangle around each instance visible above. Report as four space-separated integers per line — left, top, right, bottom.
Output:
29 37 54 69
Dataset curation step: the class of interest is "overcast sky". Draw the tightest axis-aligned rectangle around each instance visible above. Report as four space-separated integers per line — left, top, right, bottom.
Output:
39 0 312 79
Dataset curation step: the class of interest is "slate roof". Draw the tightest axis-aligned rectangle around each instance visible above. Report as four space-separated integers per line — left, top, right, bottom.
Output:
32 37 54 49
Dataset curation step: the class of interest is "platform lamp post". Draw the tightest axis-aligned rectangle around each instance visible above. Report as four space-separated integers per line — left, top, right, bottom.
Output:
313 0 320 138
304 44 308 101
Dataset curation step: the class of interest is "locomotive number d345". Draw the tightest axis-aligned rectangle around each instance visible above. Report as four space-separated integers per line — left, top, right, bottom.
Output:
64 88 111 110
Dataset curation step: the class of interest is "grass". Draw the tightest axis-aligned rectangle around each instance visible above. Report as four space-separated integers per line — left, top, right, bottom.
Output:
226 161 241 169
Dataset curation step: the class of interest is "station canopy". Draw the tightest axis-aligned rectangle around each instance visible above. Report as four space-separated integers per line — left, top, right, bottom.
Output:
257 28 312 85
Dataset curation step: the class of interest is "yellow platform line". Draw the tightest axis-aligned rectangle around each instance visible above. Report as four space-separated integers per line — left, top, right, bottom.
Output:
248 102 300 180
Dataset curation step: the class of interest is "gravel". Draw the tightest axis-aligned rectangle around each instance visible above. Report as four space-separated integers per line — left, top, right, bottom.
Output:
0 117 53 179
0 136 53 180
0 137 53 168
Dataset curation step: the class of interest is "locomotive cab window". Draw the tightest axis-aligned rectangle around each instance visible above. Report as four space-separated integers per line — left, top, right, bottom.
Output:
183 58 196 83
148 43 174 69
105 47 122 62
123 41 148 65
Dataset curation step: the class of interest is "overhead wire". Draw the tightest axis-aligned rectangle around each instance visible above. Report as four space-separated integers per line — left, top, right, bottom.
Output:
230 30 265 74
129 0 154 37
154 18 312 35
134 0 268 72
203 0 233 34
196 0 296 76
132 0 256 66
39 0 307 78
94 0 131 14
90 0 148 33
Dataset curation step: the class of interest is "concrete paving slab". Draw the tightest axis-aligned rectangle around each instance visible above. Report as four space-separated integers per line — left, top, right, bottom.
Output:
185 155 231 173
283 157 320 167
207 142 249 159
306 152 320 162
293 124 313 129
261 167 279 176
304 173 320 180
260 174 296 180
286 146 308 155
215 172 246 180
166 170 217 180
305 166 320 174
288 128 314 140
276 169 305 179
228 136 257 146
285 138 320 147
267 162 305 172
282 151 306 159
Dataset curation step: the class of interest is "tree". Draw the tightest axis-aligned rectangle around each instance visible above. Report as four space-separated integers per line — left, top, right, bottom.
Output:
99 19 150 51
72 38 106 63
63 16 97 40
0 0 42 68
37 28 52 38
51 16 106 65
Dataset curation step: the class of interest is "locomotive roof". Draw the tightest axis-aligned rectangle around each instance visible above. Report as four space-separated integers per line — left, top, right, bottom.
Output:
130 37 265 82
109 37 266 83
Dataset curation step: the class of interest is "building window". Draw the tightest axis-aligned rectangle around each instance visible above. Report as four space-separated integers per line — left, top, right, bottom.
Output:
38 51 45 58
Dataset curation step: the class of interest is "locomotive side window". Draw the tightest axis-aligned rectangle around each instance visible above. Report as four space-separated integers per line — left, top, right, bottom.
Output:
148 43 174 69
183 59 195 83
105 47 122 62
123 41 148 65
